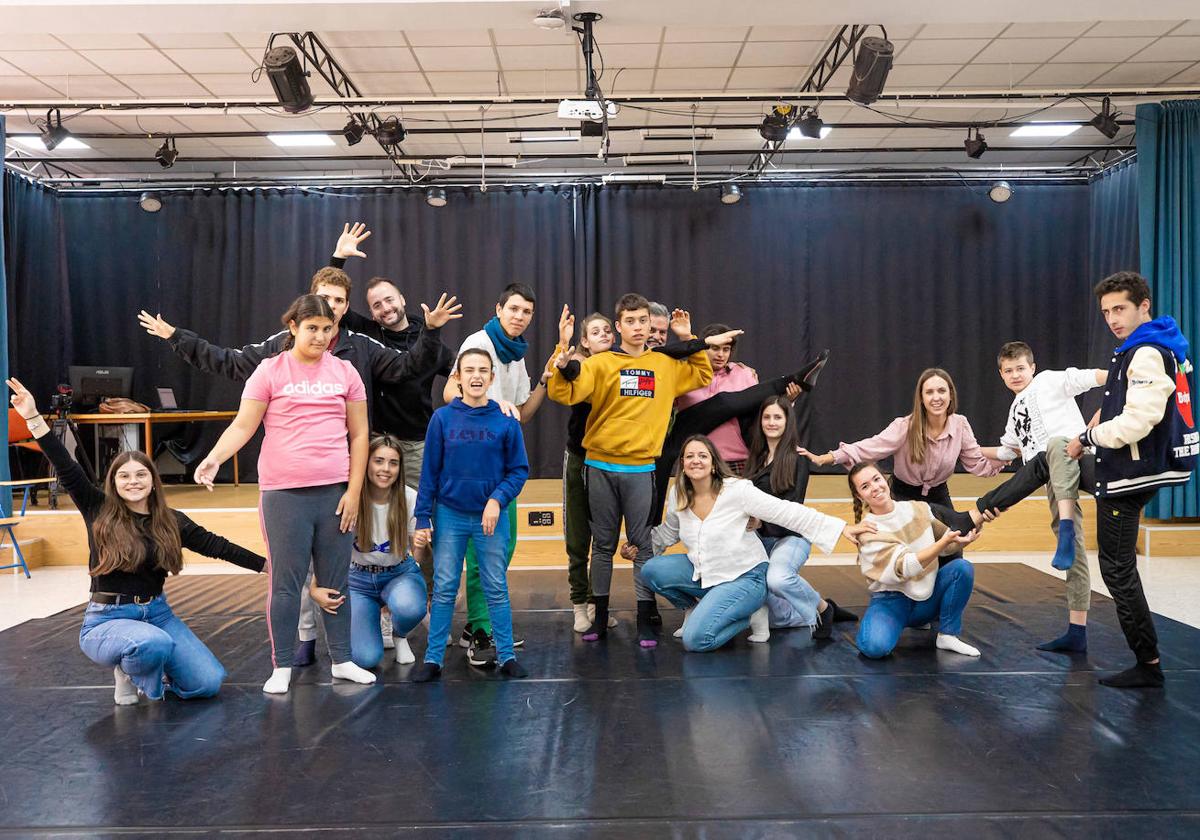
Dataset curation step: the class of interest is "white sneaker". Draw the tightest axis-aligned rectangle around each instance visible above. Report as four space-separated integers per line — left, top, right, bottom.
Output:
673 607 693 639
113 666 139 705
381 610 395 649
573 604 591 633
748 605 770 643
395 637 416 665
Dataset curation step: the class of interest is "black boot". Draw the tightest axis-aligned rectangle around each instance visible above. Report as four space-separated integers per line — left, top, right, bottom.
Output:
791 349 831 392
582 595 609 642
647 596 663 627
636 600 658 648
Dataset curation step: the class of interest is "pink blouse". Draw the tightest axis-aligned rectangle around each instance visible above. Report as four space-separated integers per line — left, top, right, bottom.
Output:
676 361 759 462
831 414 1002 493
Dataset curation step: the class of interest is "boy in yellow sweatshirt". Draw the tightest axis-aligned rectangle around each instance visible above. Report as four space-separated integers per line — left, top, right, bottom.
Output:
548 293 740 645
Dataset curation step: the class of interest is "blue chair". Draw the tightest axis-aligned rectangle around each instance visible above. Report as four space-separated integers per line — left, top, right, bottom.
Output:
0 478 55 578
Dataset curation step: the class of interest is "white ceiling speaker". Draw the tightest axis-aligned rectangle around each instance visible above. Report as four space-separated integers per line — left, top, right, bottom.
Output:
533 8 567 29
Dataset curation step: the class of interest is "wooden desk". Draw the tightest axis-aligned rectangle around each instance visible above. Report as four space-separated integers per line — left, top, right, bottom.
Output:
67 411 240 485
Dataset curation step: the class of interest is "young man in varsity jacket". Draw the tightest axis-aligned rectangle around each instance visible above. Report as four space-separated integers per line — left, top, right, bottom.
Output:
1068 271 1198 689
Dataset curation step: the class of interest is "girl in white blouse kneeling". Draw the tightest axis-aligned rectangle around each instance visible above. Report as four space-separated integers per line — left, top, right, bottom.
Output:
638 435 872 652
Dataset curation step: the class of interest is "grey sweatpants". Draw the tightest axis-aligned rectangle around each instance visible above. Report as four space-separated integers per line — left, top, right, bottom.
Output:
586 466 654 601
261 484 354 667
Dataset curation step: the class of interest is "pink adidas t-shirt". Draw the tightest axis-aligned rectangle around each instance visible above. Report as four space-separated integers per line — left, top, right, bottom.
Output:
242 351 367 491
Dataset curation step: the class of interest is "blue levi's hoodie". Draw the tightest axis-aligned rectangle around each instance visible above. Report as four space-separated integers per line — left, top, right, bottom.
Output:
414 398 530 529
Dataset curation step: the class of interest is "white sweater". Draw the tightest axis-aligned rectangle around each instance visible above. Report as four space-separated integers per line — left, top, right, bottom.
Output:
997 368 1101 462
650 477 846 589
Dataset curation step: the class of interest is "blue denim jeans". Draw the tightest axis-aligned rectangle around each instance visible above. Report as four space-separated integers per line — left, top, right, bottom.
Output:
78 594 225 700
348 558 428 668
855 557 975 659
761 535 820 628
641 554 768 652
425 503 515 667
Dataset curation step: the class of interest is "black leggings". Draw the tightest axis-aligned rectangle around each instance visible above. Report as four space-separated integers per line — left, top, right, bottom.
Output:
649 374 794 526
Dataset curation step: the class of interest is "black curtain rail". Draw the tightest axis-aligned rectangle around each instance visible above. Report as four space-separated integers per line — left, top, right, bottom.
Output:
2 119 1138 141
8 145 1137 164
4 88 1200 111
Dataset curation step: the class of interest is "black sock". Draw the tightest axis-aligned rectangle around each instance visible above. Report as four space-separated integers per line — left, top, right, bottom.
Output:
828 599 858 623
583 595 609 641
410 662 442 683
500 659 528 679
636 600 658 648
1100 661 1164 689
291 639 316 668
1037 623 1087 653
812 601 836 640
791 349 831 392
647 597 663 626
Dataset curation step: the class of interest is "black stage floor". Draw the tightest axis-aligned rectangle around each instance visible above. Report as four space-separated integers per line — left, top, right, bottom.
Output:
2 565 1200 838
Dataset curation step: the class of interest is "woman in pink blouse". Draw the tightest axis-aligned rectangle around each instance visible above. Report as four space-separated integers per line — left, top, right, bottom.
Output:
800 368 1003 508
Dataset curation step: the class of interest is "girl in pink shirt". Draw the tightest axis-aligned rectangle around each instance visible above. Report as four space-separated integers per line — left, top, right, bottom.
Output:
801 368 1003 509
196 294 374 695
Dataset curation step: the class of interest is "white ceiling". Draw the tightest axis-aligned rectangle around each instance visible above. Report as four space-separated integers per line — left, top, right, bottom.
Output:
2 2 1198 181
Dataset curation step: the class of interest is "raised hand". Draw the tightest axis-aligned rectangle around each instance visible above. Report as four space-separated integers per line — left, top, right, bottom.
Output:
704 328 744 347
551 344 575 371
334 222 372 259
138 310 176 340
784 382 801 402
6 377 38 419
669 308 692 338
558 304 575 347
421 293 464 329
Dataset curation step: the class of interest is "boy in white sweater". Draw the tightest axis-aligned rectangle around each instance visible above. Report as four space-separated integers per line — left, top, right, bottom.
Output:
981 341 1106 653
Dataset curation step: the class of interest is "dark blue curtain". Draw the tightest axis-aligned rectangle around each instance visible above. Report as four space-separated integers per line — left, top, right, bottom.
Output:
5 177 1106 479
19 184 581 478
593 182 1093 467
1137 100 1200 518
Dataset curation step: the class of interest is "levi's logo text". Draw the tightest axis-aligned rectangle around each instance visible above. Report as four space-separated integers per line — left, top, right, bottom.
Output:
619 369 656 398
282 381 346 396
448 428 497 442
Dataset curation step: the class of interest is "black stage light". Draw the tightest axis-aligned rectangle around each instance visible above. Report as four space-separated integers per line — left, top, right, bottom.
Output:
1089 96 1121 139
40 109 71 150
154 137 178 168
759 105 793 143
964 128 988 159
342 118 366 146
139 192 162 213
263 46 313 114
797 108 825 139
720 184 742 204
426 187 448 208
374 116 406 146
846 34 894 106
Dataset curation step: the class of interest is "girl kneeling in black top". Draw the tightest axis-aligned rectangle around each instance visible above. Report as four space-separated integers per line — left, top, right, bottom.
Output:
8 377 265 705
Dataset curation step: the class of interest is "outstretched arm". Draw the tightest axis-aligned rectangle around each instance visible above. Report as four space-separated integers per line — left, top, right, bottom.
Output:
194 400 267 489
176 512 266 572
139 309 285 382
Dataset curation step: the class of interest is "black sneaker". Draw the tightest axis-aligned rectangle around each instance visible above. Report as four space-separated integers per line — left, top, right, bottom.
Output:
458 627 474 649
467 628 497 667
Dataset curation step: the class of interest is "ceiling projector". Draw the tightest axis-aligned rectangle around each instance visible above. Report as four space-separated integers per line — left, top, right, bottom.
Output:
558 99 618 121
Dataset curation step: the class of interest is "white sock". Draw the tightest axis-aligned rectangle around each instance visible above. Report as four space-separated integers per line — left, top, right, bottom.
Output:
673 607 693 639
331 661 378 685
936 634 981 657
748 605 770 643
395 637 416 665
574 604 591 633
263 667 293 694
113 666 139 705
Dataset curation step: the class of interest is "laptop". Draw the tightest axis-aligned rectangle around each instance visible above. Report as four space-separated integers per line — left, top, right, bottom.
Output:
154 387 190 413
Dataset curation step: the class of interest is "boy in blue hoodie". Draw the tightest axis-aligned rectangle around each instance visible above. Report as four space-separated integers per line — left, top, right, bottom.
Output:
411 348 531 681
1068 271 1197 688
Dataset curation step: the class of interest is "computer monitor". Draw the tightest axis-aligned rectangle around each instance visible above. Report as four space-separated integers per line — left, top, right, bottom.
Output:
68 366 133 407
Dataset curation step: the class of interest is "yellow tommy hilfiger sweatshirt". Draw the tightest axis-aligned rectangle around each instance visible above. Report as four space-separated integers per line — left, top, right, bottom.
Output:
547 345 712 466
